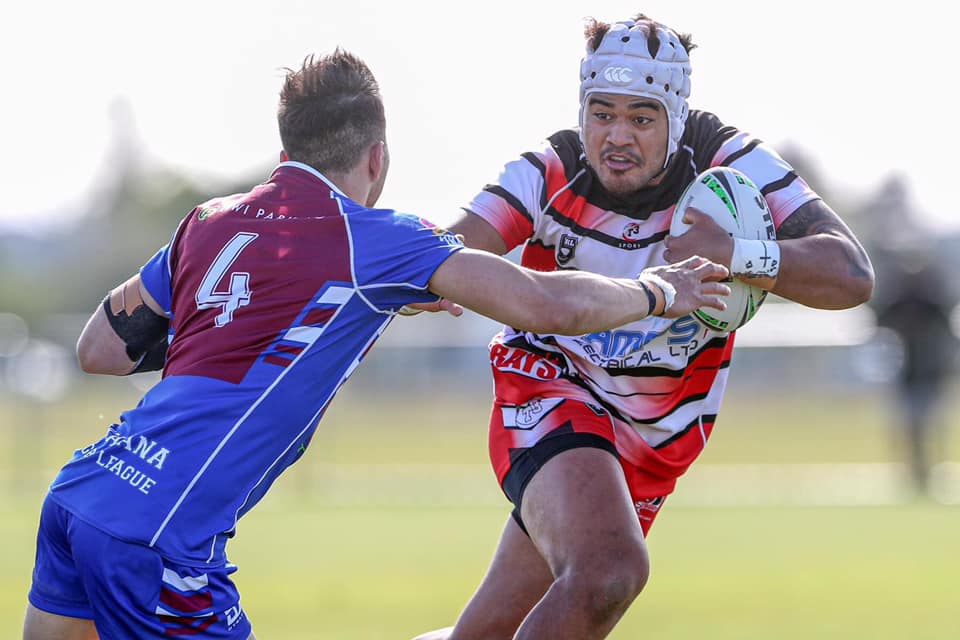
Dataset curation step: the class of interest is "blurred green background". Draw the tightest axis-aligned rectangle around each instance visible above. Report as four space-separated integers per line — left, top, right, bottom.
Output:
2 355 958 639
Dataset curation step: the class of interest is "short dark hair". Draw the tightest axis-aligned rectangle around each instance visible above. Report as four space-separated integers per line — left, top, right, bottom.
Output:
584 13 696 56
277 49 386 175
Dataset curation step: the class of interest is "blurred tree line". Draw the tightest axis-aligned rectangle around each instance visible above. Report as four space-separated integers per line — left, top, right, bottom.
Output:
0 105 271 330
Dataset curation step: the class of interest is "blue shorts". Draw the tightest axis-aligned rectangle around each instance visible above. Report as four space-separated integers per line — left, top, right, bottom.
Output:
28 494 252 639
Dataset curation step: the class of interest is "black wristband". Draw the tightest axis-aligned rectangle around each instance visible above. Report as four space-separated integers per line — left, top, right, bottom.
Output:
638 281 659 316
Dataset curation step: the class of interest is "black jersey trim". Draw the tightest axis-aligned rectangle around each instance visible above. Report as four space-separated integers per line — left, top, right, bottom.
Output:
760 171 799 196
483 184 534 223
577 356 730 401
542 207 669 251
602 336 731 378
496 340 729 428
547 130 690 217
522 152 547 176
653 414 718 449
719 139 760 167
631 392 710 426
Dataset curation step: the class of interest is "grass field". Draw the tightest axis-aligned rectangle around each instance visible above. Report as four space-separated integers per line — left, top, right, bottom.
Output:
1 371 958 638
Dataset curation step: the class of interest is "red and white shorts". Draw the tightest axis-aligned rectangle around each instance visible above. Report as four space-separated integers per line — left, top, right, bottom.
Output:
488 347 683 537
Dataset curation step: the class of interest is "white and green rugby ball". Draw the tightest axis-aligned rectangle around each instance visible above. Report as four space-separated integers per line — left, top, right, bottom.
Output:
670 166 776 333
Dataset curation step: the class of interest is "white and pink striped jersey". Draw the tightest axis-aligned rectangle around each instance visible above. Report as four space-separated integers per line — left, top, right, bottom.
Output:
467 111 819 471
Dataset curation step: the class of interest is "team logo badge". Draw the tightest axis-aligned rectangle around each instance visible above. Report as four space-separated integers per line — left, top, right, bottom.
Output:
516 399 544 427
556 234 580 265
622 222 643 242
602 66 633 85
197 206 220 221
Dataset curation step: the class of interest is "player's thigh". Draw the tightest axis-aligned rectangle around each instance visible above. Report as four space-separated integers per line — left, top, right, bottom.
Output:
26 495 99 636
22 603 98 640
489 396 646 571
64 516 252 638
521 446 648 578
445 516 553 639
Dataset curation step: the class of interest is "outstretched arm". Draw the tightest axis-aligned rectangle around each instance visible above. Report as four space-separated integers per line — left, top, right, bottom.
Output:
428 249 730 335
77 274 169 375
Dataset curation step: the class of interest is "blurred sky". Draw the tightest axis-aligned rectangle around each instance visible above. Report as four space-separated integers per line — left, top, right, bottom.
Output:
1 0 955 235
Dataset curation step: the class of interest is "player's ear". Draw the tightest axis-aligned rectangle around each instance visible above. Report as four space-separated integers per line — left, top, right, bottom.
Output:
368 141 386 183
279 150 289 162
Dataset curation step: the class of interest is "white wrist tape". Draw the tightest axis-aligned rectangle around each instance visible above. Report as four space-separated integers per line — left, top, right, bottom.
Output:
642 273 677 315
731 238 781 281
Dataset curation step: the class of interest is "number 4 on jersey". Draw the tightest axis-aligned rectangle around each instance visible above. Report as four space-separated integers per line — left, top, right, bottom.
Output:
196 232 259 327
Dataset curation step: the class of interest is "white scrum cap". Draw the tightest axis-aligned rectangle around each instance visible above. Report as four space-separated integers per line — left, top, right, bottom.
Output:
579 19 692 167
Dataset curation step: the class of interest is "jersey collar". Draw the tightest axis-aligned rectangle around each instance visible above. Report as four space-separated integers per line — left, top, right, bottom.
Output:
273 161 348 197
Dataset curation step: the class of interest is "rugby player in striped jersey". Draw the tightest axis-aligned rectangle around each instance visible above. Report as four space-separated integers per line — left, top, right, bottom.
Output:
416 12 873 640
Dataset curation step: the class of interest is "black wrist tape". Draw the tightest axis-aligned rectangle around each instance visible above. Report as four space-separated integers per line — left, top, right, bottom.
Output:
638 281 659 316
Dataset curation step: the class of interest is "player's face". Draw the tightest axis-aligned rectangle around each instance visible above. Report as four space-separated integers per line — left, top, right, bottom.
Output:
582 93 669 196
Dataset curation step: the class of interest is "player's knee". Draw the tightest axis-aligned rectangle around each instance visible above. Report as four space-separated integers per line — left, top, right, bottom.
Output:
564 544 650 623
599 547 649 601
604 537 650 589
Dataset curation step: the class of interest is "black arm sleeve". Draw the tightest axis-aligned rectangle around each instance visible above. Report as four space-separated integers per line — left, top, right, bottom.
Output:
131 339 168 374
101 296 170 374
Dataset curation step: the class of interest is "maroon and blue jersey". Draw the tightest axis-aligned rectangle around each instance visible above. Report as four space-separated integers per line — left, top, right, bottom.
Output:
47 161 463 566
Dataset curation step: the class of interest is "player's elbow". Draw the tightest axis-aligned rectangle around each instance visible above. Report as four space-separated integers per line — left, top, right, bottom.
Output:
855 268 876 306
838 249 876 308
835 267 875 309
851 278 875 308
76 337 107 374
76 336 127 375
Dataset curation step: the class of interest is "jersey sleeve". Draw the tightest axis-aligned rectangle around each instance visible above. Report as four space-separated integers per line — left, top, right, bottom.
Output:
139 212 192 317
710 131 820 229
463 142 551 251
139 244 174 316
347 209 464 312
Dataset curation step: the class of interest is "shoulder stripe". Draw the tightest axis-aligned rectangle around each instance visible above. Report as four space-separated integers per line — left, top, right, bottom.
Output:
484 185 533 223
760 171 799 196
719 139 760 167
522 151 547 176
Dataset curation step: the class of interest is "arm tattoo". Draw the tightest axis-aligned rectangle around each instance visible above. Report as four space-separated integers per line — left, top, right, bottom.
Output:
777 200 873 281
776 200 846 240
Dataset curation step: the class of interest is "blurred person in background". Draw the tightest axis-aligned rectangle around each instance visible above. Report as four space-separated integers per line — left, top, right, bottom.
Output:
21 50 730 640
416 12 874 640
876 244 958 496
